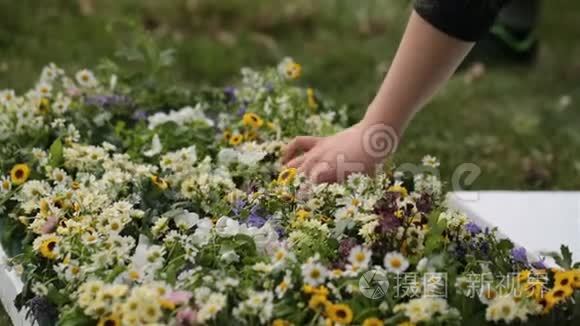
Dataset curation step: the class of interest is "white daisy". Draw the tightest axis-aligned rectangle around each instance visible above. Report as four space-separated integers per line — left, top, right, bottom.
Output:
75 69 98 88
275 272 293 299
35 82 53 98
0 89 16 106
421 155 440 168
347 245 372 269
485 296 518 323
301 261 328 286
383 251 409 274
1 176 12 193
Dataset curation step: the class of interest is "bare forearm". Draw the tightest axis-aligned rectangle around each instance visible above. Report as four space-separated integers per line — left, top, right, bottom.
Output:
362 11 474 133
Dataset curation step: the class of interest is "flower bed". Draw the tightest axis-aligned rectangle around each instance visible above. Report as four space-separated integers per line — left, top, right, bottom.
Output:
0 56 579 326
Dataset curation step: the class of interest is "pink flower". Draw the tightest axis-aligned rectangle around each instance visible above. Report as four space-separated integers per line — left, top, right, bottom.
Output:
176 307 197 326
166 290 193 305
66 87 81 97
41 216 58 234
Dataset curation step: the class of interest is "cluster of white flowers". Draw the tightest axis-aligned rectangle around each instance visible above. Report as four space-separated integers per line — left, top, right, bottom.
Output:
2 61 573 326
147 104 214 129
394 297 458 323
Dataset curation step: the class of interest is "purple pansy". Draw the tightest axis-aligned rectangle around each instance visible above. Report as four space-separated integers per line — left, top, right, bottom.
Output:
511 247 528 264
84 94 133 109
247 205 268 228
224 86 237 103
465 222 482 235
131 109 148 121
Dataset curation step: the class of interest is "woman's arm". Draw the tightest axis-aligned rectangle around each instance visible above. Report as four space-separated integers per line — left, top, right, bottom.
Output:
361 11 473 133
282 11 474 183
283 1 508 183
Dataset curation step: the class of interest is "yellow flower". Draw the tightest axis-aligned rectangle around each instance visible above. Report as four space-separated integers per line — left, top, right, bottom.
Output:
244 129 258 141
277 168 297 185
302 285 315 294
223 130 232 141
572 269 580 288
303 285 329 297
394 210 404 219
39 234 60 260
550 285 574 300
554 270 576 288
517 270 531 284
312 285 329 297
387 184 408 197
539 291 563 314
296 209 311 221
151 175 168 191
267 121 278 130
272 319 292 326
279 191 295 202
71 181 81 190
229 134 244 146
128 270 141 282
308 294 329 311
38 98 51 114
286 62 302 80
326 303 353 324
362 317 384 326
242 112 264 129
10 163 31 185
97 314 121 326
159 298 176 310
307 88 318 110
397 322 416 326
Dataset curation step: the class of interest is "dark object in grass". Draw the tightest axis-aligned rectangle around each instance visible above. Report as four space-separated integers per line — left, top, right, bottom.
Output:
24 296 58 326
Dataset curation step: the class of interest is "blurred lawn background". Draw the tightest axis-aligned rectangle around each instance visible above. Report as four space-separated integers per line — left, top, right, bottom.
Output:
1 0 579 192
0 0 579 323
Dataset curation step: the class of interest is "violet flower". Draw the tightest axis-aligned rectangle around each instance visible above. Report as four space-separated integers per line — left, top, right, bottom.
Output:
131 109 148 121
224 86 237 103
531 258 547 269
232 199 246 217
465 222 482 235
377 212 401 233
237 105 247 116
511 247 528 264
247 205 268 228
84 94 133 109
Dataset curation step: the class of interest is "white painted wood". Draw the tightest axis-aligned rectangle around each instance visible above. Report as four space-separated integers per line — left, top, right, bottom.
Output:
0 245 33 326
448 191 580 262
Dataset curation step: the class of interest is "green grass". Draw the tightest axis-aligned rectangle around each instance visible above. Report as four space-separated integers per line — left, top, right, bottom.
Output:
0 0 579 323
0 303 11 326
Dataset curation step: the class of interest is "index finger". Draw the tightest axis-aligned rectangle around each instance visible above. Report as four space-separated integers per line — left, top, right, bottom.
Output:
281 136 320 164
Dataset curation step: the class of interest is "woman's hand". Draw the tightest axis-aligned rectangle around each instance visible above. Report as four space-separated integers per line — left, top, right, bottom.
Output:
282 121 399 183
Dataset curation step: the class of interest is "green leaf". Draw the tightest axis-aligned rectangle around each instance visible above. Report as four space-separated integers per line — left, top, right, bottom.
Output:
48 138 63 167
233 234 257 257
57 307 93 326
46 284 69 306
159 49 176 67
559 245 573 269
424 210 446 255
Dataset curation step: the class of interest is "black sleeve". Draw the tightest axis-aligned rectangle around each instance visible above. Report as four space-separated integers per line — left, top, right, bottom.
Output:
414 0 510 42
